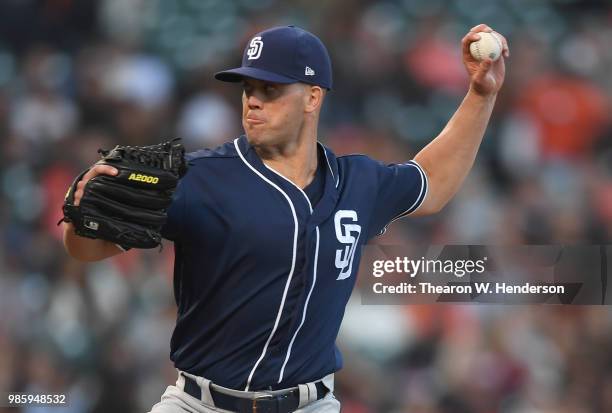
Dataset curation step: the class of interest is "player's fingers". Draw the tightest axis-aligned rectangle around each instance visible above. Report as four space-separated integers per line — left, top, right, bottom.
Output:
462 32 481 58
493 31 510 58
74 181 83 206
74 168 109 202
92 164 119 177
462 32 481 44
75 165 118 206
78 171 96 190
469 24 493 33
74 178 90 206
81 164 118 182
475 58 493 81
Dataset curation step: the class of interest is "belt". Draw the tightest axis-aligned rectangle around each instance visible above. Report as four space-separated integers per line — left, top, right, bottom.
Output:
183 375 328 413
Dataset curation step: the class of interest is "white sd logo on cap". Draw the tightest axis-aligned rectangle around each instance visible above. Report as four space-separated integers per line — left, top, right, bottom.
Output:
247 36 263 60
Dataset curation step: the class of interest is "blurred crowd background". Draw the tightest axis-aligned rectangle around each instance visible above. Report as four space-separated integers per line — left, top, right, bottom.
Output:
1 0 612 412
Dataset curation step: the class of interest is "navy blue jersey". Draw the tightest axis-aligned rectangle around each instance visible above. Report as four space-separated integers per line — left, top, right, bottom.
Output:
162 135 427 391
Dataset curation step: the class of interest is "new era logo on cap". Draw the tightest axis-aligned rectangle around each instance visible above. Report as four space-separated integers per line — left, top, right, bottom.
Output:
214 26 333 89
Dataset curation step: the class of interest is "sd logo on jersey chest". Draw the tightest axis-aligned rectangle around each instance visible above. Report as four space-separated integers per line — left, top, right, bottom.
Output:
334 210 361 280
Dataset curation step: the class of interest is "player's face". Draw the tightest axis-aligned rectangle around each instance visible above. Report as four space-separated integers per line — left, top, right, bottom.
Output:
241 78 309 146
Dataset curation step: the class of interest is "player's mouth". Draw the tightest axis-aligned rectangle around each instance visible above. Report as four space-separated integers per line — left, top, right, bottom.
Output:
245 113 265 125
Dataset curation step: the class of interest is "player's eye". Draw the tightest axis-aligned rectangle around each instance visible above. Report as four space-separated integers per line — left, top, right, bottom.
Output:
263 84 279 97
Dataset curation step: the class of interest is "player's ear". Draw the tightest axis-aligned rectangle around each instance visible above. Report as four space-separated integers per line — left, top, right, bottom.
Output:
304 85 323 114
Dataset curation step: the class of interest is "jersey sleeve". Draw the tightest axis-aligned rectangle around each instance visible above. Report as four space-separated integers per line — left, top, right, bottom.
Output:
368 159 428 238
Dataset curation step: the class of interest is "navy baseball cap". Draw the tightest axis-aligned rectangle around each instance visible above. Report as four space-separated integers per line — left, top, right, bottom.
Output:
215 25 333 90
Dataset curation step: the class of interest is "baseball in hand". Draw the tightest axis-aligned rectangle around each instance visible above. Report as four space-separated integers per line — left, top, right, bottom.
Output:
469 32 502 61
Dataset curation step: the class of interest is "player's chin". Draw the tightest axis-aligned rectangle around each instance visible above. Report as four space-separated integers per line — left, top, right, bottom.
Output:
244 123 267 143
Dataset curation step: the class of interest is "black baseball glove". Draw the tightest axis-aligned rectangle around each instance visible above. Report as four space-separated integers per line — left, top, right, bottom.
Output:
60 139 187 249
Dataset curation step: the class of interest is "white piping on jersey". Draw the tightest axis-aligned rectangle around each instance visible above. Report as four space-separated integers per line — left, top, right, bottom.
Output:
279 226 319 383
234 139 300 391
264 164 313 211
379 160 428 235
400 160 427 216
319 142 339 188
262 164 321 384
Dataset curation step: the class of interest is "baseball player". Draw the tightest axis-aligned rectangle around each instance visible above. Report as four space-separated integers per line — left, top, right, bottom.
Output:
63 24 508 413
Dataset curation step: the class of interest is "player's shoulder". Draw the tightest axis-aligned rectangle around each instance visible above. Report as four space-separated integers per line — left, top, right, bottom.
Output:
336 153 418 171
186 139 239 164
336 153 380 170
337 153 374 162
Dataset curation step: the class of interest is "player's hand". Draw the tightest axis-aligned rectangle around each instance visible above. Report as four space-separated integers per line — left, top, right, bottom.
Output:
73 163 118 206
462 24 509 97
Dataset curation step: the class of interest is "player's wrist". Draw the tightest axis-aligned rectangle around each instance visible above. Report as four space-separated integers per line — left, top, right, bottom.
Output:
467 84 498 100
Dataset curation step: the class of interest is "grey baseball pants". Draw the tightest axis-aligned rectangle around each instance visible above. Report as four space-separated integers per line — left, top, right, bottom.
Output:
148 371 341 413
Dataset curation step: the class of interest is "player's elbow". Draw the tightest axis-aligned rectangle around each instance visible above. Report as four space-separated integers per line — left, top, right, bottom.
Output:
410 190 448 216
412 169 458 216
411 200 444 217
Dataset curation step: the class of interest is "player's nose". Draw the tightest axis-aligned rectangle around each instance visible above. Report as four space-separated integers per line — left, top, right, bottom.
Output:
246 93 263 110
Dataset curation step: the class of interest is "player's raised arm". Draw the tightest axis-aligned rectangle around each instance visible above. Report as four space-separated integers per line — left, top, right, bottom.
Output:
412 24 509 216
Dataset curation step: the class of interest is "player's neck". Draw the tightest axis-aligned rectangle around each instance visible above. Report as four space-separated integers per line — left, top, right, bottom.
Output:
257 130 318 190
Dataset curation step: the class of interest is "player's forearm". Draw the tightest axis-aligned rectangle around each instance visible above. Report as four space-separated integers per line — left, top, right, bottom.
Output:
62 223 123 262
413 87 496 214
